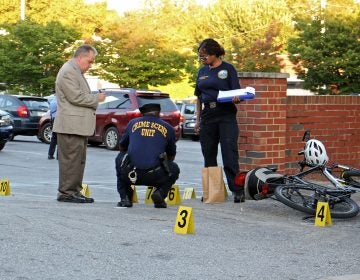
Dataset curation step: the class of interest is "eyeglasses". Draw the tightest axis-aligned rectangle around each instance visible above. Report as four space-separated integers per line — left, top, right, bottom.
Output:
198 55 209 61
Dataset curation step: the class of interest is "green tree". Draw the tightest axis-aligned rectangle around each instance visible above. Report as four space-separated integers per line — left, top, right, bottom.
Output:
0 20 79 94
93 33 188 89
0 0 119 39
288 0 360 94
187 0 294 72
0 0 20 23
92 1 192 89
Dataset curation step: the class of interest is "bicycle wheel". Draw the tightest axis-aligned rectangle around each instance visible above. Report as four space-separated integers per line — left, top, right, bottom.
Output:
274 184 359 219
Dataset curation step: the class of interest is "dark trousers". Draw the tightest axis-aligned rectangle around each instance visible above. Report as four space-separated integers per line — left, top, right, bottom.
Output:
48 131 57 157
48 119 57 157
57 133 87 198
200 113 240 192
115 152 180 200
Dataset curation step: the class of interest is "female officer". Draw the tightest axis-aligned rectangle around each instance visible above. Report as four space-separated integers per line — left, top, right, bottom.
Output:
194 38 244 203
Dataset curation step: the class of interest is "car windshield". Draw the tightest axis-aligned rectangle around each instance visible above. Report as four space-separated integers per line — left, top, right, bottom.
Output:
137 97 177 112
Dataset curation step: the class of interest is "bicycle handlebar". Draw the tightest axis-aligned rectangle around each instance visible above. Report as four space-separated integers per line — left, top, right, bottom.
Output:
302 130 311 142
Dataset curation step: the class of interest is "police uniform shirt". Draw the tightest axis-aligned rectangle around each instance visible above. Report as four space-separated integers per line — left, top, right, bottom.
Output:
119 115 176 170
194 61 240 102
194 61 240 119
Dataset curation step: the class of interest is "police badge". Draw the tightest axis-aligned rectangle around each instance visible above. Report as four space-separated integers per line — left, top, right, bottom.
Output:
218 70 228 79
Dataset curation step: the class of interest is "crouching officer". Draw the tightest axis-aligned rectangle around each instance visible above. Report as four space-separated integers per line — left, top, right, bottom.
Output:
115 103 180 208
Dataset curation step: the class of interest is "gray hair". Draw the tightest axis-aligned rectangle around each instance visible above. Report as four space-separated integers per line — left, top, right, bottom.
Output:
73 44 98 58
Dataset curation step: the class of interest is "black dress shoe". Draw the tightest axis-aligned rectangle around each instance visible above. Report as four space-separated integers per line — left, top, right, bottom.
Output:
78 194 94 203
57 195 94 203
151 190 167 208
57 195 86 203
48 155 55 160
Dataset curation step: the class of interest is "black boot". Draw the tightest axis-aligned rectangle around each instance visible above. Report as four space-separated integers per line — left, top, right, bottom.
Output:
151 189 167 208
234 189 245 203
117 196 133 207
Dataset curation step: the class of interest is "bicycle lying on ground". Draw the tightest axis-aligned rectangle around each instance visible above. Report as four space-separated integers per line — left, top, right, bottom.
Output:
244 131 360 218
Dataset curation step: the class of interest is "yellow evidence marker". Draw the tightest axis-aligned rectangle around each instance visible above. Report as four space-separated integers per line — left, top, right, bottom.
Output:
166 185 181 205
80 184 90 198
315 201 332 227
131 185 138 203
174 206 195 235
145 186 155 204
183 187 196 200
0 179 11 196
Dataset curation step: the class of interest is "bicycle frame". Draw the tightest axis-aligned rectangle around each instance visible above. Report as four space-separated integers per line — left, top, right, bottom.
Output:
297 161 360 192
263 130 360 218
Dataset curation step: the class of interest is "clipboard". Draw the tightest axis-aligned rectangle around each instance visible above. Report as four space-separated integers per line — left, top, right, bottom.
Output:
217 87 255 103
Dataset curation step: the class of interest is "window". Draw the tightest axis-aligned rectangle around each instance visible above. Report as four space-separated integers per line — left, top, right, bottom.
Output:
98 93 132 109
21 99 49 110
4 97 16 107
184 104 195 115
137 96 177 112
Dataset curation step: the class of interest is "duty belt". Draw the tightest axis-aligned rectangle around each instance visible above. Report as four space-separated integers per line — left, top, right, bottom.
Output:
204 102 217 109
142 166 162 173
127 166 162 184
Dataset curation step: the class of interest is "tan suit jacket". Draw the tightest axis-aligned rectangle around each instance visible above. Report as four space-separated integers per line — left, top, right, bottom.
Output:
53 59 98 136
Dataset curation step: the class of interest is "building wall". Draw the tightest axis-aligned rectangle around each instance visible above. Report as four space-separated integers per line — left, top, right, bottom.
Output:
237 72 360 174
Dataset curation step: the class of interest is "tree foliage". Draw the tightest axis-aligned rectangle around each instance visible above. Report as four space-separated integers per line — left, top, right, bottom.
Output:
288 0 360 94
93 38 188 89
92 1 193 89
0 20 79 94
0 0 119 38
188 0 294 72
1 0 359 97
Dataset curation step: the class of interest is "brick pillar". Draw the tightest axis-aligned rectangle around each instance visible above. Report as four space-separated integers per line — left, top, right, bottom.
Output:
237 72 289 172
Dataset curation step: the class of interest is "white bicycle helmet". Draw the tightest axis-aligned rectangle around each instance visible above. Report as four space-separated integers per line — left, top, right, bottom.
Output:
304 139 329 165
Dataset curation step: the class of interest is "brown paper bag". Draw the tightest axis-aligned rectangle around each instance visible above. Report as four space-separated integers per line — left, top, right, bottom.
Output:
202 167 209 202
202 166 225 204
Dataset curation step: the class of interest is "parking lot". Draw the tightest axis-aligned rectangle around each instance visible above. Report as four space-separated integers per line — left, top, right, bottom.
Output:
1 137 360 280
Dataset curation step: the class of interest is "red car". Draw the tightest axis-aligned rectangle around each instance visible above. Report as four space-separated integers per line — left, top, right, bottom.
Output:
38 88 181 150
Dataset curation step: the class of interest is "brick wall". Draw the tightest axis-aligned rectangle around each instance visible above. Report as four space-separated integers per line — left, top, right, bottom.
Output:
237 72 360 174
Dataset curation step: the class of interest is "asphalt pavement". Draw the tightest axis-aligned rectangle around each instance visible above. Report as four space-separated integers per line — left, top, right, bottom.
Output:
1 137 360 280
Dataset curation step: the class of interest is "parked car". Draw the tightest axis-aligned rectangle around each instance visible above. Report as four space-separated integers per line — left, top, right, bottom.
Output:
178 102 199 141
0 95 49 140
38 110 52 144
0 109 13 151
38 88 181 150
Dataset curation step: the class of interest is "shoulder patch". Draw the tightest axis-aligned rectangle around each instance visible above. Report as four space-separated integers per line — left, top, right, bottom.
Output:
218 70 228 79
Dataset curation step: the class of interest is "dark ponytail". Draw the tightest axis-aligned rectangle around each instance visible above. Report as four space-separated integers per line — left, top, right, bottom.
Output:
198 38 225 57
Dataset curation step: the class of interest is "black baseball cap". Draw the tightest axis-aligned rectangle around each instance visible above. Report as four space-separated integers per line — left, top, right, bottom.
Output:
139 103 161 114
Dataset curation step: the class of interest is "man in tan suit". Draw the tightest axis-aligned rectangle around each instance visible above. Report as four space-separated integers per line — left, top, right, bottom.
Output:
53 44 106 203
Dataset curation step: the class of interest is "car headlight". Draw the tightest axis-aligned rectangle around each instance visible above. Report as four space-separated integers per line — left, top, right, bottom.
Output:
0 115 12 126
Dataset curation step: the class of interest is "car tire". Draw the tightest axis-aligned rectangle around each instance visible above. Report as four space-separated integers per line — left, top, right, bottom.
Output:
104 127 119 150
0 142 5 151
39 122 52 144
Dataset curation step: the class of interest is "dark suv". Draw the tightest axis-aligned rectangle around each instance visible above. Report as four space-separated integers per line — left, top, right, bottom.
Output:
0 95 49 140
38 88 181 150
